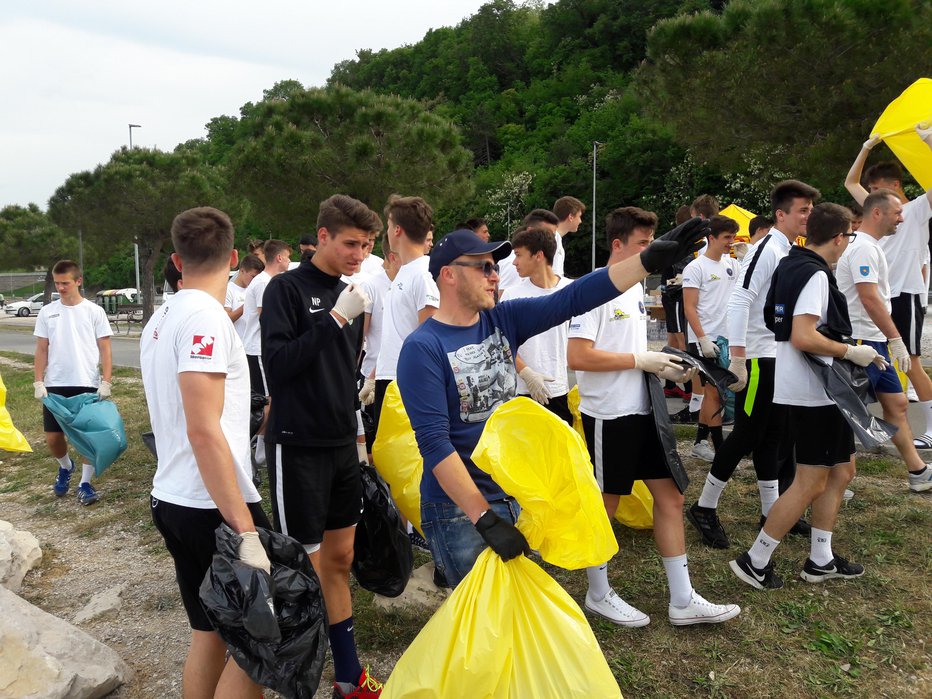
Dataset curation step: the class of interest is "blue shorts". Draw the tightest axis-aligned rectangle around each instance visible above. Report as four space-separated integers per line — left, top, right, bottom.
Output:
861 340 902 394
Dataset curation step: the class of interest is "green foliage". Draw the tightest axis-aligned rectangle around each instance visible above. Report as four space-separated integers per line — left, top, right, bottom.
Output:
0 203 76 299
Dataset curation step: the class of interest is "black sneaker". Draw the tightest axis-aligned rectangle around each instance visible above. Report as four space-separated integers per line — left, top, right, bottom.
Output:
432 566 450 589
759 515 811 538
686 503 730 548
800 555 864 583
671 406 698 424
409 530 430 552
729 551 784 590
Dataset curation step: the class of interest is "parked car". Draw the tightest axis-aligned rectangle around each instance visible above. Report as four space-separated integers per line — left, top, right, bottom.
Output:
4 292 60 317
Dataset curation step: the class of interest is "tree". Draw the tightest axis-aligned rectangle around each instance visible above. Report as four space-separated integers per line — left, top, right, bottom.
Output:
0 204 76 300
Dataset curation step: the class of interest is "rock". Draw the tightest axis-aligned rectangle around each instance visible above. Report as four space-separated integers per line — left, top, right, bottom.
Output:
74 585 126 624
373 562 450 612
0 585 131 698
0 520 42 593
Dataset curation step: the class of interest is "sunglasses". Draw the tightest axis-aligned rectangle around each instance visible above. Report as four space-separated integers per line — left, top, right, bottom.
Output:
449 260 500 277
838 232 857 240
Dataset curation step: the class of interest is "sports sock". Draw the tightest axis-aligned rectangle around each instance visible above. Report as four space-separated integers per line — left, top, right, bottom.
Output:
757 480 779 516
586 563 611 600
923 400 932 435
908 465 929 475
689 393 704 412
709 426 723 449
665 379 677 390
55 454 72 470
810 527 833 566
80 463 94 485
662 553 692 608
255 434 265 453
697 474 728 509
329 616 363 686
694 423 709 445
748 529 781 569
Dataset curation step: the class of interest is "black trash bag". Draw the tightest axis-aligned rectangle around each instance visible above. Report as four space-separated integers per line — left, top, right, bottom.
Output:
803 355 897 450
250 391 269 439
353 462 413 597
645 373 690 494
199 524 328 699
662 346 737 417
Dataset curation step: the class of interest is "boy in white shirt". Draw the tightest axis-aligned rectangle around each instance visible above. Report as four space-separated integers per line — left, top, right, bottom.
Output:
33 259 113 505
224 254 264 340
568 206 740 628
682 215 739 461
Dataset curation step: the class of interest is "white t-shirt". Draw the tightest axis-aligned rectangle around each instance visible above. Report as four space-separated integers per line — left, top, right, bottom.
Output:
361 253 384 278
878 195 932 296
375 256 439 380
553 234 566 278
497 251 520 292
140 289 260 509
569 282 650 419
500 276 574 397
241 270 271 356
34 299 113 388
359 268 392 378
224 280 249 340
836 233 890 342
682 254 739 344
774 272 833 407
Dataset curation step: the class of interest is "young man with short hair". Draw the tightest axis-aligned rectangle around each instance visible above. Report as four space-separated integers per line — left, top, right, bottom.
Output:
141 207 270 699
568 207 740 627
552 195 587 277
730 203 881 589
224 254 265 340
260 194 384 698
682 215 739 461
499 227 574 424
34 260 113 505
836 189 932 492
663 205 695 407
497 209 560 292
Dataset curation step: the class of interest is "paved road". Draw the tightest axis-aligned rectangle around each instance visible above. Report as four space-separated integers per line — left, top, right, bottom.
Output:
0 325 141 368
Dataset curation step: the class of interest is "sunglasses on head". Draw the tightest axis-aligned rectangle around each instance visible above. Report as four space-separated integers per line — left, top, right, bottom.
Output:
449 260 499 277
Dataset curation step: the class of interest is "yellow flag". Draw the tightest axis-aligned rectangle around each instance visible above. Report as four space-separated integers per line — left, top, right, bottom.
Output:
872 78 932 189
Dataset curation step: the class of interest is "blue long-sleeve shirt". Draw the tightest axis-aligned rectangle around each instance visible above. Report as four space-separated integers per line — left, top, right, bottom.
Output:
396 268 619 505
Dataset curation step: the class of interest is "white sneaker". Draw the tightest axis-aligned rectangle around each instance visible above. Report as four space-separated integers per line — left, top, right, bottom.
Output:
669 590 741 626
584 589 650 627
908 465 932 493
254 445 267 466
691 442 715 462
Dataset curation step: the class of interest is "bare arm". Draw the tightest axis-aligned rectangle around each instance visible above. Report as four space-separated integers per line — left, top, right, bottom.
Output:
682 287 706 339
432 451 491 524
224 305 244 323
844 137 879 206
417 306 436 324
34 338 49 381
567 337 635 372
790 313 848 357
607 254 651 294
855 282 901 339
97 336 112 382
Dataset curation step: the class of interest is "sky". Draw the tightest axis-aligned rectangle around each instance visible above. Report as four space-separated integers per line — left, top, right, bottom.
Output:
0 0 496 210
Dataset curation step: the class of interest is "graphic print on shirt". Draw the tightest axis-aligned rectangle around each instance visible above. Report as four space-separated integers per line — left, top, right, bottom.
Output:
447 329 516 422
190 335 215 359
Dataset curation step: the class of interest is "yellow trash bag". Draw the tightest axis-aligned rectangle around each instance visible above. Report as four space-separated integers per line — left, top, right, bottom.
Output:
872 78 932 190
472 397 617 569
568 386 654 529
0 371 31 453
382 550 621 699
371 381 423 535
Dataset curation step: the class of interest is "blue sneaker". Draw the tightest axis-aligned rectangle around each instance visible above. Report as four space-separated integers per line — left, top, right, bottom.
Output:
53 460 75 497
76 482 99 506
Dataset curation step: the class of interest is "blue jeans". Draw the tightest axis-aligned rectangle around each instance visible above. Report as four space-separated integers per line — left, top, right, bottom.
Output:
421 498 520 588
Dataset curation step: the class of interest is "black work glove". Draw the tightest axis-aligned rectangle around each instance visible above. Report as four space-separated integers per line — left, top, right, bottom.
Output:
639 217 711 274
475 510 530 561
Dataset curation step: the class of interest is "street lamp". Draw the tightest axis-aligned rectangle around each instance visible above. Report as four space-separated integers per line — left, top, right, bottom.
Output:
591 141 603 272
128 123 141 148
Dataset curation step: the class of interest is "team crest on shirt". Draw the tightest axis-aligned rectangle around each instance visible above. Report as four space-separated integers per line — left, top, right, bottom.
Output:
726 268 734 277
610 308 630 321
190 335 215 358
709 274 721 281
859 266 870 277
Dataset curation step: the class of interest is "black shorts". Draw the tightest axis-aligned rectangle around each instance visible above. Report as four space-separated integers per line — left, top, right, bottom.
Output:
788 405 854 468
581 412 671 495
372 379 391 437
890 293 924 357
661 292 686 334
42 386 96 432
247 354 268 397
150 496 271 631
267 441 362 545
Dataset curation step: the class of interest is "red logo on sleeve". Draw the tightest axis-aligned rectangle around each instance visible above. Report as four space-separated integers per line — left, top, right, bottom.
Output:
191 335 215 358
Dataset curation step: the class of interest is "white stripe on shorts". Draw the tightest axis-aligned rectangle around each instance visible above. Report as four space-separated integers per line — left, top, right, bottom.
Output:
274 443 287 537
257 355 268 394
594 418 605 490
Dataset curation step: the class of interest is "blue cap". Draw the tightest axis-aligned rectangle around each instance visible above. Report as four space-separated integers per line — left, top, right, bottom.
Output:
429 229 512 279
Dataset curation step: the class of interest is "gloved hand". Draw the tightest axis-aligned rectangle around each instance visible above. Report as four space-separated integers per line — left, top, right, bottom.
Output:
358 377 376 406
331 284 370 323
697 336 721 358
639 217 711 274
518 366 553 405
918 122 932 143
237 531 271 575
888 337 911 373
863 135 881 151
666 273 684 286
633 351 687 375
844 343 888 369
475 510 530 561
657 363 698 384
97 380 112 399
727 359 748 392
33 381 47 400
732 242 749 261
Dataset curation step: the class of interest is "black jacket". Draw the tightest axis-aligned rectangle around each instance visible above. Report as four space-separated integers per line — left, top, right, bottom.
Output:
260 261 362 447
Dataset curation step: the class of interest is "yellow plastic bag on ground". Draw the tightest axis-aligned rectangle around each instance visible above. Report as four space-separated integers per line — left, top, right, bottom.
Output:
472 397 617 569
568 386 654 529
382 549 621 699
872 78 932 190
0 372 31 453
371 381 423 534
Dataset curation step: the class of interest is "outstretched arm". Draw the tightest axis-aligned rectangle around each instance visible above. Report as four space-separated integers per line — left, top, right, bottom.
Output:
845 136 881 206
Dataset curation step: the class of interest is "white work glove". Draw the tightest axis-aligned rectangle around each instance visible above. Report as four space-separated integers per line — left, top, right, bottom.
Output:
97 380 112 400
518 366 554 405
844 343 889 369
331 284 370 323
358 377 376 406
33 381 47 400
888 337 911 374
657 363 698 384
697 336 721 358
732 242 749 261
917 122 932 143
727 359 748 392
634 351 686 376
237 531 271 575
863 135 881 151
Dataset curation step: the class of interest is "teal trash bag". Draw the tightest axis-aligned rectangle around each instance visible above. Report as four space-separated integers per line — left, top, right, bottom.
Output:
42 392 128 476
714 337 735 423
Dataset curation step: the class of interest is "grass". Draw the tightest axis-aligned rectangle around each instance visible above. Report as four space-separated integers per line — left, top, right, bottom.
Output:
1 350 930 697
